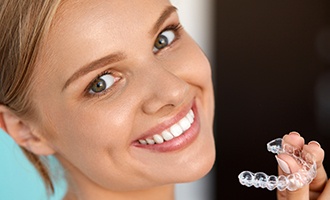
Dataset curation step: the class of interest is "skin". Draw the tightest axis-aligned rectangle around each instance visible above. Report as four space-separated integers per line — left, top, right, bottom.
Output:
0 1 329 200
276 132 330 200
0 0 215 199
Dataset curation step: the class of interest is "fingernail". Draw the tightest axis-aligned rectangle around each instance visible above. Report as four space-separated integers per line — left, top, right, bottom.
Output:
275 155 291 174
308 141 321 148
289 131 300 137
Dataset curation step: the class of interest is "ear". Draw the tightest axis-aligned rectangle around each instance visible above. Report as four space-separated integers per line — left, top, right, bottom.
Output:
0 105 55 156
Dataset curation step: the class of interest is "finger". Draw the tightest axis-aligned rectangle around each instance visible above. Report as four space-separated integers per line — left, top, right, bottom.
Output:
317 179 330 200
276 132 306 175
303 141 327 193
276 153 309 200
282 132 305 149
276 153 302 175
277 185 309 200
276 132 309 200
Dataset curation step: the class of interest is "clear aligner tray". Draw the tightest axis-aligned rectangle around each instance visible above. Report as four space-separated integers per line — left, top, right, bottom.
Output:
238 138 317 191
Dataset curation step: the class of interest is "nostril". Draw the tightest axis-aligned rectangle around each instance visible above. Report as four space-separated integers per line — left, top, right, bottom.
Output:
141 85 188 115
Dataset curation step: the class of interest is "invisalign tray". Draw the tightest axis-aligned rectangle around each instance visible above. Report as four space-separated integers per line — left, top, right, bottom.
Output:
238 138 317 191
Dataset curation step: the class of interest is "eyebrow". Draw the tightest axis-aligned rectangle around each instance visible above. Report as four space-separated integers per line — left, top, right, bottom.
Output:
149 5 178 36
62 52 126 91
63 6 177 91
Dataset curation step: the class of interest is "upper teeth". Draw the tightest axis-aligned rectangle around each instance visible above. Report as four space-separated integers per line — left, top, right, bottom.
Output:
138 109 195 145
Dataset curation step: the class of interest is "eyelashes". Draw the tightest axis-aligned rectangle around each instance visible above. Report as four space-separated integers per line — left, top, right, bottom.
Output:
88 71 116 95
85 22 183 98
153 23 182 53
84 71 120 97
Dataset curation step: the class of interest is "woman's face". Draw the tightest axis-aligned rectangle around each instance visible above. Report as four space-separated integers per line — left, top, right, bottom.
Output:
32 0 215 191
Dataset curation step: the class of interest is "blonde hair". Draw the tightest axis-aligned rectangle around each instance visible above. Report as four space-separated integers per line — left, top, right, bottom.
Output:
0 0 62 194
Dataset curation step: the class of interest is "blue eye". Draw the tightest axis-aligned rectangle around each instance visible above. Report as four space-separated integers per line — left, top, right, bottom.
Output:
153 29 176 53
89 73 115 94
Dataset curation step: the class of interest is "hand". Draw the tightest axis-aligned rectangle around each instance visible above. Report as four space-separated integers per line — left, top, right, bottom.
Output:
277 131 330 200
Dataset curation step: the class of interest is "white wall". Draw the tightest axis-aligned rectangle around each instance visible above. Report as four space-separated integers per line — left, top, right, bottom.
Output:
171 0 214 60
170 1 215 200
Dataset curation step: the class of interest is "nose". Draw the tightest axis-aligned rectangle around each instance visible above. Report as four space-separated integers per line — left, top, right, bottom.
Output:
140 66 189 115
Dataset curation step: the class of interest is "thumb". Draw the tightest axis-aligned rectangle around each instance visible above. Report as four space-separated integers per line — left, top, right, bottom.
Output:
276 153 309 200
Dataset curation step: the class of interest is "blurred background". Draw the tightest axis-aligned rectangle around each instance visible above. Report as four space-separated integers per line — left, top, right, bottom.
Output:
213 0 330 199
176 0 330 199
170 0 215 200
1 0 330 199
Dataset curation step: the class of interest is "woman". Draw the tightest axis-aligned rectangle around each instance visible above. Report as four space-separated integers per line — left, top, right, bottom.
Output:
0 0 328 199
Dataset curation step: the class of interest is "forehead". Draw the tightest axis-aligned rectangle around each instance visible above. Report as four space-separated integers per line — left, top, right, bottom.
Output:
44 0 171 59
52 0 171 36
45 0 172 61
36 0 172 84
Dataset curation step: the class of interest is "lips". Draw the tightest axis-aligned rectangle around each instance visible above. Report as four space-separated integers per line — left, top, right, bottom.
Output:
138 109 195 145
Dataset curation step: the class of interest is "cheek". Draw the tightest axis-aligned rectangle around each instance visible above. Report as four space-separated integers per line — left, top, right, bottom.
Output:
36 102 140 186
183 41 215 123
36 100 130 157
176 36 213 89
178 38 214 106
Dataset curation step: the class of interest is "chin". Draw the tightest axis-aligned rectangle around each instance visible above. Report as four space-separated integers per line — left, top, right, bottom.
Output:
170 140 216 184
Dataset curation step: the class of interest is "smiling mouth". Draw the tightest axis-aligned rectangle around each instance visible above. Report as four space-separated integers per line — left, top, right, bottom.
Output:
137 109 195 145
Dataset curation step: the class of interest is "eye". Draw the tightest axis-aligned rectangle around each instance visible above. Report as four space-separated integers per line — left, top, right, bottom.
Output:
89 73 115 94
153 29 176 53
